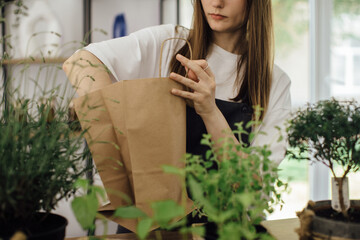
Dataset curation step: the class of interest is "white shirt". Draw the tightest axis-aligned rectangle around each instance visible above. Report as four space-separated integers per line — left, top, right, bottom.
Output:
84 24 291 165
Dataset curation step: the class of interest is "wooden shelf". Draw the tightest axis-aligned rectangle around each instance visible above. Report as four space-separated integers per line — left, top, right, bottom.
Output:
1 57 68 65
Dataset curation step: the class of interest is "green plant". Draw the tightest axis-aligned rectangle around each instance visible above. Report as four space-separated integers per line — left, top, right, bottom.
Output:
181 121 286 240
286 98 360 217
71 179 109 235
0 92 90 237
72 178 191 240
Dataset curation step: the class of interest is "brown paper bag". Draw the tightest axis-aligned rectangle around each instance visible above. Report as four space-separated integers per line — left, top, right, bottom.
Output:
73 40 194 231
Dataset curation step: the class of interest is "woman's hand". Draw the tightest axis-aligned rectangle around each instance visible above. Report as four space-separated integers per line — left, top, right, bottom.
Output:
169 54 217 117
170 54 242 152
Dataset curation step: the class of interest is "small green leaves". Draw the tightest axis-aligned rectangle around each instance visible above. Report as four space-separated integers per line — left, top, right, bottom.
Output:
205 150 212 160
71 179 109 231
71 194 98 230
162 165 184 176
180 225 205 238
234 193 254 208
114 206 147 219
137 218 153 240
74 178 90 191
151 200 185 228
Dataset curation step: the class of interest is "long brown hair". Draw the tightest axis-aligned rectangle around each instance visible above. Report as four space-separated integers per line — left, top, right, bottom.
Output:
170 0 274 120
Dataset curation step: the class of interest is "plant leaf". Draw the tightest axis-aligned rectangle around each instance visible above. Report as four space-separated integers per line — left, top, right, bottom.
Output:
151 200 185 227
71 195 98 230
114 206 147 219
162 165 184 176
136 218 153 240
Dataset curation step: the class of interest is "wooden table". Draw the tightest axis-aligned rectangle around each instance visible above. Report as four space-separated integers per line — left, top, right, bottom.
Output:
66 218 300 240
66 231 200 240
261 218 299 240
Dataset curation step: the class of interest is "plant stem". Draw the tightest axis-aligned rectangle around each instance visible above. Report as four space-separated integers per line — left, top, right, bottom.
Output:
329 161 350 219
336 177 349 219
155 230 162 240
342 165 351 179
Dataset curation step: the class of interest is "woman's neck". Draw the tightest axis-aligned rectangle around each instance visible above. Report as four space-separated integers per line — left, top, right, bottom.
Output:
212 31 244 55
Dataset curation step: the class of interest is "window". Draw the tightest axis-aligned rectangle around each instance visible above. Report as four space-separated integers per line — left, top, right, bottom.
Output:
330 0 360 101
268 0 310 220
354 56 360 86
179 0 193 28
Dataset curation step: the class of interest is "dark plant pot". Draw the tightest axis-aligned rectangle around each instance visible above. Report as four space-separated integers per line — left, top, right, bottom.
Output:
202 222 267 240
309 200 360 240
0 213 68 240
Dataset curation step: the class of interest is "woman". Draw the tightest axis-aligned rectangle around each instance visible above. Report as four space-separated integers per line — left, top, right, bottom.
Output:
63 0 291 237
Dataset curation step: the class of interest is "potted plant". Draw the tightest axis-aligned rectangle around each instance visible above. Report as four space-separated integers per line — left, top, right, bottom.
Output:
0 94 90 240
286 98 360 239
180 117 287 240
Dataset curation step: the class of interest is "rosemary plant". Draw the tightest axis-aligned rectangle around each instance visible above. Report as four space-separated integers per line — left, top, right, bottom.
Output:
0 95 90 237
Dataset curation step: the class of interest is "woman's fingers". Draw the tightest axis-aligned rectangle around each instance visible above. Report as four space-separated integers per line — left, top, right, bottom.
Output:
171 88 195 100
176 54 214 80
170 72 200 92
184 59 207 82
170 54 217 116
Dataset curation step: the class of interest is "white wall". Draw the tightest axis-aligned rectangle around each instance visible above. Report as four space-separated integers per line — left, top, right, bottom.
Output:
163 0 177 26
91 0 160 42
5 0 83 59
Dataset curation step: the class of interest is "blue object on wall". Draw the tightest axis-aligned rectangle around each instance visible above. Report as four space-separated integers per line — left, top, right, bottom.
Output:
113 13 127 38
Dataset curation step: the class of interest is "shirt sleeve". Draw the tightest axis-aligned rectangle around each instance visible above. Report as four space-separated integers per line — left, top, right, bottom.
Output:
83 24 188 82
251 68 292 166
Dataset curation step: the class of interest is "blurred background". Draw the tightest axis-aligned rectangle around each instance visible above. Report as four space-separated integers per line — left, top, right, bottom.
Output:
1 0 359 237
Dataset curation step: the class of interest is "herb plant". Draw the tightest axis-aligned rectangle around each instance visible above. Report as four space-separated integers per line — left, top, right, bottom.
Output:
181 121 286 240
72 179 190 240
286 98 360 217
0 94 90 237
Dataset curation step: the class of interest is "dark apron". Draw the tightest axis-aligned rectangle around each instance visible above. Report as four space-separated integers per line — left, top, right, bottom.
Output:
187 99 253 158
186 98 253 240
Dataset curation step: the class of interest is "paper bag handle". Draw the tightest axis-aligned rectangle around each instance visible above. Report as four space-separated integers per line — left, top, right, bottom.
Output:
159 37 193 78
